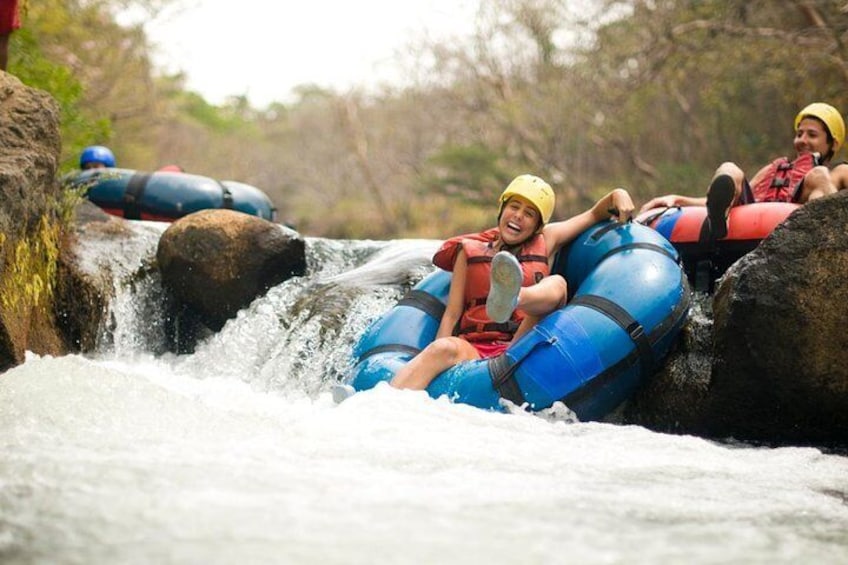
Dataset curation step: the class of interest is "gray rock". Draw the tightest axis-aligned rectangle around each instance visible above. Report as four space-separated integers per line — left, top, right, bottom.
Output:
157 209 306 330
706 191 848 446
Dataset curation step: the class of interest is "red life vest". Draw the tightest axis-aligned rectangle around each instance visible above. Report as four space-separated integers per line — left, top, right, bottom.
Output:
432 229 549 342
432 227 500 271
748 152 819 203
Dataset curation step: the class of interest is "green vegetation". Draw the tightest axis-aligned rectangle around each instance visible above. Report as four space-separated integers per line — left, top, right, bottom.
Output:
11 26 112 170
9 0 848 238
0 217 59 313
0 180 85 316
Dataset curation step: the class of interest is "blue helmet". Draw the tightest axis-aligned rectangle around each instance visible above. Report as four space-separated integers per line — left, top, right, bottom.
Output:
80 145 116 169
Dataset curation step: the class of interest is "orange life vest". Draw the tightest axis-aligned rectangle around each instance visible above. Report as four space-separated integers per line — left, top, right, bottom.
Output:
748 153 819 203
432 229 549 342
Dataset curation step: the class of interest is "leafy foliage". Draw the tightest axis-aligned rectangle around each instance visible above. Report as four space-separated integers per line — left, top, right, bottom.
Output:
9 0 848 237
10 27 111 171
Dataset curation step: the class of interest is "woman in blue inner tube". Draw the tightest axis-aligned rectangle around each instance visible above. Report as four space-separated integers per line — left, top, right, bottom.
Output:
390 174 635 391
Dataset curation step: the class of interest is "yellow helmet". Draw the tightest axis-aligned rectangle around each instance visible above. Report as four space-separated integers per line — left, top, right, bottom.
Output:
794 102 845 153
498 174 556 225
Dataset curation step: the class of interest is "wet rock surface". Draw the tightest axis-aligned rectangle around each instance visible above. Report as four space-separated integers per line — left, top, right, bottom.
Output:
156 209 306 331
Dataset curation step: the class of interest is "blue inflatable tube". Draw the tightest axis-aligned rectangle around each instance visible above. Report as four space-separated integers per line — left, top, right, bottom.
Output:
346 221 691 421
69 168 277 222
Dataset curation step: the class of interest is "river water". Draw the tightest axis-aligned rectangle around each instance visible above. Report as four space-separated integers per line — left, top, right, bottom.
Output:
1 222 847 564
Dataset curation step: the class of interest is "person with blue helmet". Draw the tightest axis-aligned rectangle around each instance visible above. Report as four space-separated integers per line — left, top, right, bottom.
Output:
80 145 116 170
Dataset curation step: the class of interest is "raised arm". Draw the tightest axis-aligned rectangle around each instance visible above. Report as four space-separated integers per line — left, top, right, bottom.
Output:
543 188 634 257
638 194 707 214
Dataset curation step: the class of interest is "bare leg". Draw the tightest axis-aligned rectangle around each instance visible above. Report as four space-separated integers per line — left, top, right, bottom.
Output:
517 275 567 316
798 166 837 202
390 336 480 390
705 162 745 240
711 162 745 202
512 275 568 341
392 275 568 389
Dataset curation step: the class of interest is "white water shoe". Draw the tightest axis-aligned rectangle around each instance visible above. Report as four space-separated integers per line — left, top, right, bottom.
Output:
486 251 522 323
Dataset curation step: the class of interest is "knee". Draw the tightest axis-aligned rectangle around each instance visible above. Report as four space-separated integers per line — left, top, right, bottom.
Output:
549 275 568 308
803 166 836 199
715 162 742 176
529 274 568 310
714 162 745 188
805 166 832 186
425 337 465 364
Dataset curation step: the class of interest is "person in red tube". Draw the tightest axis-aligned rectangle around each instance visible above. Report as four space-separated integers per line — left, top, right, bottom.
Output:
0 0 21 71
390 174 634 391
639 102 848 240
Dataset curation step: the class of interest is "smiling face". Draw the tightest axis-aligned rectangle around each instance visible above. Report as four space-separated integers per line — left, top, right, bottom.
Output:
794 117 832 157
498 195 542 246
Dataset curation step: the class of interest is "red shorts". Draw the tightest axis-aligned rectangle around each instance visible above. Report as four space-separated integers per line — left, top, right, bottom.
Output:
0 0 20 35
469 340 510 359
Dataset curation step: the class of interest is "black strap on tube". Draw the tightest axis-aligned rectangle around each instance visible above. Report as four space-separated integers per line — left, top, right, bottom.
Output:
123 173 151 220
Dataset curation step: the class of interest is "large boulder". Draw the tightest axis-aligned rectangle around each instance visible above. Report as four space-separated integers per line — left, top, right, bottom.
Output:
157 209 306 331
0 73 64 371
705 191 848 446
625 192 848 447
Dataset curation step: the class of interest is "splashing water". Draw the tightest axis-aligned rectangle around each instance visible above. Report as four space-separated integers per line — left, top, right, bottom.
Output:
1 224 847 564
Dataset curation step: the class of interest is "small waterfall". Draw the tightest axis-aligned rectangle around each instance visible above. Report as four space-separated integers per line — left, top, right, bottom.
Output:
102 266 175 356
175 238 439 396
71 220 171 357
86 227 439 396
